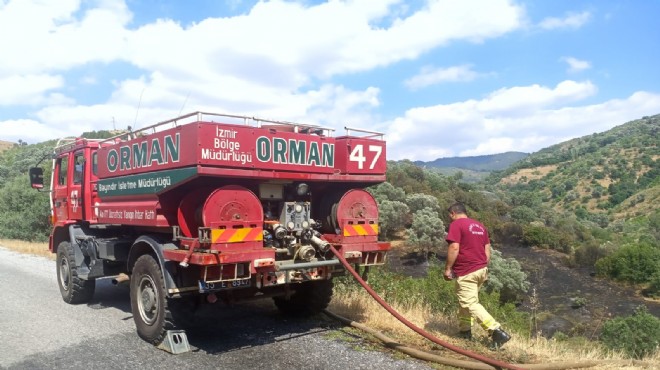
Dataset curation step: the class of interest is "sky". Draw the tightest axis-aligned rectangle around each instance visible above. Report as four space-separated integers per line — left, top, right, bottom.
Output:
1 0 659 161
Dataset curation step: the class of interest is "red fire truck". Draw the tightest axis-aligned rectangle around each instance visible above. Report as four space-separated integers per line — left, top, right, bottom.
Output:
29 112 389 349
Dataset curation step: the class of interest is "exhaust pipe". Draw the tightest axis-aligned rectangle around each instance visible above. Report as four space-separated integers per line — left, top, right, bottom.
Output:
112 273 130 285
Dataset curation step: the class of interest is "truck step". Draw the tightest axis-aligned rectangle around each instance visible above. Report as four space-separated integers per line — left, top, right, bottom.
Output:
157 330 190 354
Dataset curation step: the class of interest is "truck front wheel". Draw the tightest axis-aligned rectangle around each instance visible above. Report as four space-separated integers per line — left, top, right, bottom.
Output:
130 254 177 344
56 241 95 304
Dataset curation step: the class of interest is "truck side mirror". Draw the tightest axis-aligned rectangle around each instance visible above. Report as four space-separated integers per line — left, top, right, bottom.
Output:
29 167 44 189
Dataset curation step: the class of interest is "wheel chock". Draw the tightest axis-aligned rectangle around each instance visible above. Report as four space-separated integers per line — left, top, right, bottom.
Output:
157 330 191 354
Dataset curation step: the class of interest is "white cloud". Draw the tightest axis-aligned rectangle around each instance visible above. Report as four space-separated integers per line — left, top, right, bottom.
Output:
0 0 525 142
120 0 524 85
387 82 660 161
538 11 591 30
14 82 382 141
404 64 483 90
561 57 592 73
0 119 68 143
1 0 525 79
0 0 131 75
0 74 64 105
478 80 597 114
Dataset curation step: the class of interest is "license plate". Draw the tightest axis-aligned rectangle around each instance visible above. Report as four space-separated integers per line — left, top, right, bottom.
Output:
198 278 251 292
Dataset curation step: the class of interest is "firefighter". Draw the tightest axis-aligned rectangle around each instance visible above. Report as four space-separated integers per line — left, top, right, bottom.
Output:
443 202 511 348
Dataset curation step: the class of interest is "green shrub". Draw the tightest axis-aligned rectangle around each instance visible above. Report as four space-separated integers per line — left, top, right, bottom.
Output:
407 208 446 255
377 200 410 239
595 242 660 284
647 271 660 298
479 290 529 334
522 224 549 247
522 224 560 250
571 297 587 308
0 175 51 241
600 306 660 359
486 249 530 301
573 241 612 267
511 206 537 223
552 331 569 341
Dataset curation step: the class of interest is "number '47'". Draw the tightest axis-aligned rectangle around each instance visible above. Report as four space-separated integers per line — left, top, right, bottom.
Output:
349 144 382 169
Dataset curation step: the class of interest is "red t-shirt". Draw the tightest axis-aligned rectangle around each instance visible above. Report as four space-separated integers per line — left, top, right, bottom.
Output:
446 217 490 277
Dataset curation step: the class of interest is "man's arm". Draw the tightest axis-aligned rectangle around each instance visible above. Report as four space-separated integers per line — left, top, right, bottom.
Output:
444 242 460 280
485 243 491 264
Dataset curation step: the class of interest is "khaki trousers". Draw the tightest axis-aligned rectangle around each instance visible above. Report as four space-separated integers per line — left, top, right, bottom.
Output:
455 267 500 332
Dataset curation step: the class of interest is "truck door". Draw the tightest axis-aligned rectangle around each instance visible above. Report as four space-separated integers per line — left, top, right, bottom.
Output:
52 154 70 223
68 150 84 220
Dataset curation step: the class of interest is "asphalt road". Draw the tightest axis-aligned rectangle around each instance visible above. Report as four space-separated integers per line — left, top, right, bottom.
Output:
0 247 433 370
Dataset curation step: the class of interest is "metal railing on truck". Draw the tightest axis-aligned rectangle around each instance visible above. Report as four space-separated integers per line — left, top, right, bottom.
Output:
52 137 107 156
99 112 346 143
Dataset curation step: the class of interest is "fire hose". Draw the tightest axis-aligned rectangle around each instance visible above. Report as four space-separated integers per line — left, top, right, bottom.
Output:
326 246 650 370
328 245 523 370
323 310 648 370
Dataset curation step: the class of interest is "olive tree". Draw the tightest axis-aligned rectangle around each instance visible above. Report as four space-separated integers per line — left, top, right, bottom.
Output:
378 200 410 239
405 193 442 215
368 181 406 203
486 249 530 302
407 208 446 258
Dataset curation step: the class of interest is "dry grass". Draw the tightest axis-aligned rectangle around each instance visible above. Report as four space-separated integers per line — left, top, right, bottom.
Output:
613 186 660 221
500 165 557 185
329 288 660 369
0 239 53 259
0 140 14 152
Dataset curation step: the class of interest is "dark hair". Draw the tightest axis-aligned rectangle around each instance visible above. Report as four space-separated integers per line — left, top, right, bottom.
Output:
448 202 467 215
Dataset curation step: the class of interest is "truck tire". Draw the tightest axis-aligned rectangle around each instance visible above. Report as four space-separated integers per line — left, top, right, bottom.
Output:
273 280 333 316
130 254 177 344
56 241 95 304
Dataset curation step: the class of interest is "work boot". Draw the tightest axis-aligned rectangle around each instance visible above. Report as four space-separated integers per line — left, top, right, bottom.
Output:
457 330 472 340
491 328 511 348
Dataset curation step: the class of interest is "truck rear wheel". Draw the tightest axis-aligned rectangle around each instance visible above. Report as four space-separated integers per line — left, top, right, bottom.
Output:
130 254 176 344
56 241 95 304
273 280 333 316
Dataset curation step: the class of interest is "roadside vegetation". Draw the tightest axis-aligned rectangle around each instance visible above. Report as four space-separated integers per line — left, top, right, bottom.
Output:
330 270 660 368
0 239 51 259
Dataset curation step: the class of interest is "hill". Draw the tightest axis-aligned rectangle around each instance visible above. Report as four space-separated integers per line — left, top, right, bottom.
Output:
493 114 659 222
0 140 15 153
410 151 529 183
415 151 528 172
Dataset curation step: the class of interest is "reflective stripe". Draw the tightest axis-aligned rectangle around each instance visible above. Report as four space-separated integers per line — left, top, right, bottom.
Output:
343 223 379 236
458 310 473 330
212 227 263 243
481 318 497 331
